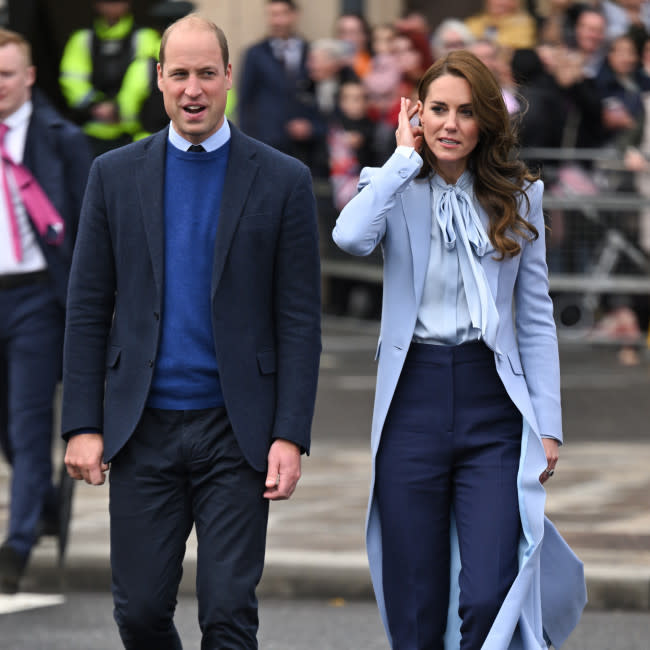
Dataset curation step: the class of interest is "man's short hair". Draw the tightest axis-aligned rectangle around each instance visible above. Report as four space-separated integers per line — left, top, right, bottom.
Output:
159 14 229 69
269 0 298 9
0 28 33 66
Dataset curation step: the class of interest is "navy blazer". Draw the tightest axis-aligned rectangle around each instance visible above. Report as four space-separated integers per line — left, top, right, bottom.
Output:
238 38 325 154
61 124 322 471
0 97 91 462
23 95 93 306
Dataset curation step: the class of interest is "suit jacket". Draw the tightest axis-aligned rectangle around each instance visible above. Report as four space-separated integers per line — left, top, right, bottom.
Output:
238 37 326 159
0 98 91 462
61 124 321 472
333 151 586 649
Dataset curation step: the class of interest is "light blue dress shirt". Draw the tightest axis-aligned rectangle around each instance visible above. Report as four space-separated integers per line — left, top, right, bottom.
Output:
167 119 231 152
411 166 499 349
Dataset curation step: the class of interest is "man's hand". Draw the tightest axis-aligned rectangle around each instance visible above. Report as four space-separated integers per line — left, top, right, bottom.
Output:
65 433 109 486
263 439 301 500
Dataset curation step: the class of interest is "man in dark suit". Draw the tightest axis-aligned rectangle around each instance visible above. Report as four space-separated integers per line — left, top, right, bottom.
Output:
238 0 326 169
62 14 321 649
0 28 92 593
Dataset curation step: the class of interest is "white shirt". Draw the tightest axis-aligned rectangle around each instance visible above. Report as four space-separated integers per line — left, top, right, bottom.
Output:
0 99 47 275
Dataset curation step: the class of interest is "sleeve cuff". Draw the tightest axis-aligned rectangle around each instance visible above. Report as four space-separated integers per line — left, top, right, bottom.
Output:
396 145 415 159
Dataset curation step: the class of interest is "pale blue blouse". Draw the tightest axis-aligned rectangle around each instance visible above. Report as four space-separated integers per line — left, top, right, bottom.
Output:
413 169 499 349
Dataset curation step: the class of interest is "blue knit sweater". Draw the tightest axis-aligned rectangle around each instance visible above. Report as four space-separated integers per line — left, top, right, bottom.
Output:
148 141 230 409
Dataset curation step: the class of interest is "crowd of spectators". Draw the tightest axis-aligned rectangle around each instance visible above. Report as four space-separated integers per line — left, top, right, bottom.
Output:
233 1 650 338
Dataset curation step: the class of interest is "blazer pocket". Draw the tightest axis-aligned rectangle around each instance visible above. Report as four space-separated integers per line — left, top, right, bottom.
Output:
106 345 121 369
240 212 273 230
256 349 277 375
507 350 525 376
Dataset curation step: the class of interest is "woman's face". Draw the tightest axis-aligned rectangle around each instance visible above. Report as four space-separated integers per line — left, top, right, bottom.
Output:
392 35 422 75
608 37 639 77
417 74 480 184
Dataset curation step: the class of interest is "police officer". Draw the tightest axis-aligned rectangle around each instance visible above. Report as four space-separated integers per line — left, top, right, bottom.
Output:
59 0 160 156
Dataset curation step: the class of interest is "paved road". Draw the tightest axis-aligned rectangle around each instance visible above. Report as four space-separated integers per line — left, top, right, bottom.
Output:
1 593 649 649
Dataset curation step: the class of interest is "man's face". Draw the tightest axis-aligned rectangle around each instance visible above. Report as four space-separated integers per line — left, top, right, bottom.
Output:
0 43 35 121
267 2 297 40
575 12 606 55
157 25 232 145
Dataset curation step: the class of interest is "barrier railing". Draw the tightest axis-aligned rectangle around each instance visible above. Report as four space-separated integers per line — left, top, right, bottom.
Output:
318 149 650 345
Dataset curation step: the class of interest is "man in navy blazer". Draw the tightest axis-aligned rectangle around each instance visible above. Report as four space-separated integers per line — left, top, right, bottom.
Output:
0 28 91 593
238 0 326 168
62 14 321 648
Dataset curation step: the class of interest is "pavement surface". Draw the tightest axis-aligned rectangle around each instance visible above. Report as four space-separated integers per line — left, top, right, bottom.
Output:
1 317 649 612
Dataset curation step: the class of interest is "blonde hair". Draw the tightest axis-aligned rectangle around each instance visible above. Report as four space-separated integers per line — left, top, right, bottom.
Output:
0 29 32 66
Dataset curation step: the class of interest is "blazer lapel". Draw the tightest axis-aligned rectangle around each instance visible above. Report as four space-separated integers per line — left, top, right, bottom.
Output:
400 178 431 306
136 130 167 300
211 125 259 297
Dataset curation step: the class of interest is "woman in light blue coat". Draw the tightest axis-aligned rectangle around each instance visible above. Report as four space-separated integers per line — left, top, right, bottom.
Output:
333 51 586 649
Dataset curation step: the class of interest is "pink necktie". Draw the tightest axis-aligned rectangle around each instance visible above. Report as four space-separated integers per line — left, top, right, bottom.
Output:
0 123 64 262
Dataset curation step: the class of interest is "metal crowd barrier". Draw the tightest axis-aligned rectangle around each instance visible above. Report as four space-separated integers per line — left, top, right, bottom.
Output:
318 148 650 345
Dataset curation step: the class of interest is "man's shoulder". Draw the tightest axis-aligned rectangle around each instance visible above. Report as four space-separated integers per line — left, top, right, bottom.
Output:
95 130 165 167
232 126 307 175
30 96 86 141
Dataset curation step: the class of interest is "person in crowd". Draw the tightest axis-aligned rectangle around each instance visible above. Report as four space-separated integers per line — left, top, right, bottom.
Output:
430 18 476 60
238 0 324 168
326 78 379 317
602 0 650 47
61 14 321 648
1 0 64 112
394 10 431 40
572 4 610 77
364 31 402 164
469 38 520 113
596 32 650 153
59 0 160 156
335 11 373 79
370 22 396 57
391 28 434 103
0 28 92 594
329 78 376 211
537 0 581 46
332 50 586 649
465 0 537 50
307 37 358 119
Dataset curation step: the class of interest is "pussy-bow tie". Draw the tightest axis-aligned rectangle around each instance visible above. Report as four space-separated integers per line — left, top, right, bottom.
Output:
431 172 499 350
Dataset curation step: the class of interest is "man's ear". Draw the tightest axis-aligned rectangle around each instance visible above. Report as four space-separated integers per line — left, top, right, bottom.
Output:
157 62 163 92
26 65 36 88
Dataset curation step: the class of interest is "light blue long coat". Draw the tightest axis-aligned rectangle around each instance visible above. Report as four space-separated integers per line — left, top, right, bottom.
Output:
333 151 587 649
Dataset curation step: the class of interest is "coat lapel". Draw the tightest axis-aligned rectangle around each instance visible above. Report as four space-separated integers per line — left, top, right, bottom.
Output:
211 125 259 297
400 178 431 305
136 130 167 300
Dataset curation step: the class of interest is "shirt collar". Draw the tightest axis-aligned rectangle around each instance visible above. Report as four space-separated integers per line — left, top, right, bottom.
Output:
3 100 33 130
168 119 231 152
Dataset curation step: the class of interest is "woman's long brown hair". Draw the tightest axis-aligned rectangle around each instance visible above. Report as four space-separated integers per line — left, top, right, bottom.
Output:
416 50 538 259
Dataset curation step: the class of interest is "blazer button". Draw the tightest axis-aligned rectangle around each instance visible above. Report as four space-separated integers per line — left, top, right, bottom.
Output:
148 360 154 368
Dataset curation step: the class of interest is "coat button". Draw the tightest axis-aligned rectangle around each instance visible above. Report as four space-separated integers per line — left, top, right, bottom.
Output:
148 360 154 368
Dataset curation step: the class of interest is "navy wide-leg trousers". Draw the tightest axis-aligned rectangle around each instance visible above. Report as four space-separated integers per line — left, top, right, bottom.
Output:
375 341 522 650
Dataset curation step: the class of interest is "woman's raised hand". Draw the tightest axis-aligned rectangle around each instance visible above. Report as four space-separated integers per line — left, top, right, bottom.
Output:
395 96 423 151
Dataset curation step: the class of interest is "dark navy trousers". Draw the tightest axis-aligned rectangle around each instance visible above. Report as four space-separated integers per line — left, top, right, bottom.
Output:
375 341 522 650
109 407 268 650
0 281 63 557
